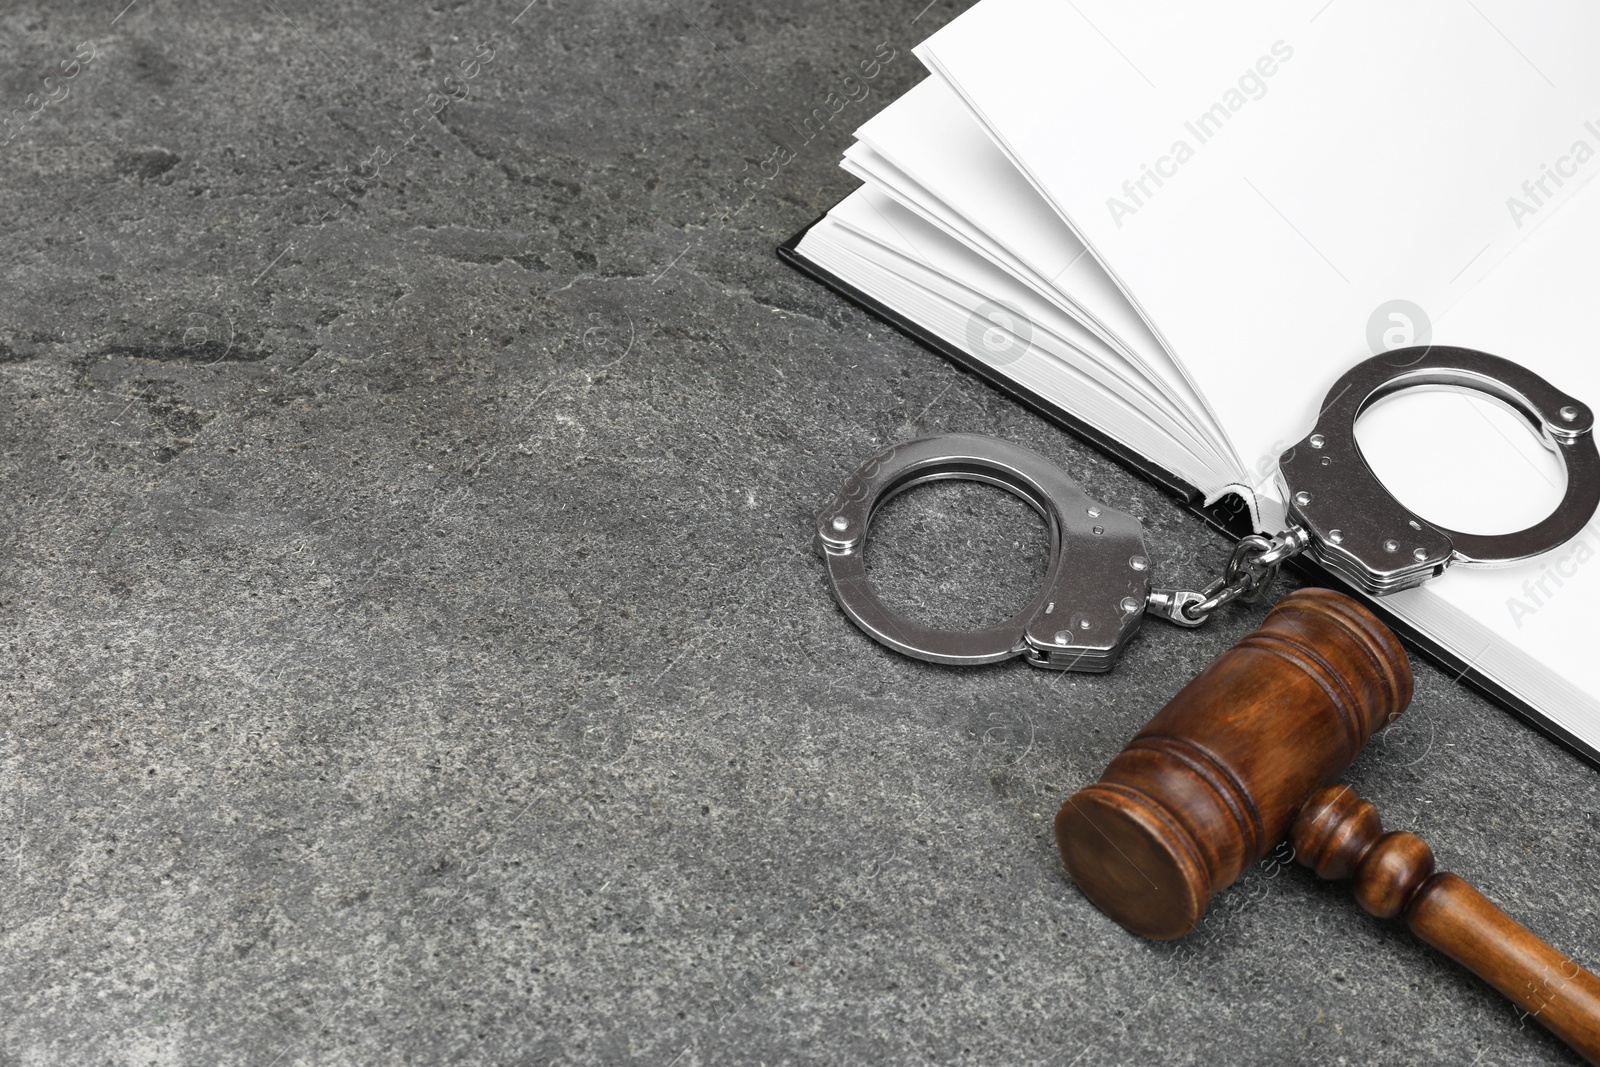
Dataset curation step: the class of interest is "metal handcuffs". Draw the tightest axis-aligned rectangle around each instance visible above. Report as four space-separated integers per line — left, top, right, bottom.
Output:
816 346 1600 673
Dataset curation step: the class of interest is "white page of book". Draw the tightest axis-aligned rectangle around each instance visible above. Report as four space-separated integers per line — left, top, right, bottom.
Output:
801 193 1221 490
839 146 1231 479
847 77 1232 471
919 0 1600 487
826 190 1188 441
798 225 1177 463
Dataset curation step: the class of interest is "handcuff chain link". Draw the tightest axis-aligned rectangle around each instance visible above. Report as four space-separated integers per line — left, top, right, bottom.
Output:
1147 526 1312 628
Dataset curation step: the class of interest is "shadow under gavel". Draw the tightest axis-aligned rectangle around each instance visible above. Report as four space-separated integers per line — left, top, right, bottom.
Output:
1055 587 1600 1063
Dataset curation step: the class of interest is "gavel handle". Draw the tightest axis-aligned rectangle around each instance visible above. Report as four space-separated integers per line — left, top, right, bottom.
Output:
1411 874 1600 1059
1294 785 1600 1064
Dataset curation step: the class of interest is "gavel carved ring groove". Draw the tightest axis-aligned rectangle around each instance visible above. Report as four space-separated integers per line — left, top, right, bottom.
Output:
1055 587 1600 1063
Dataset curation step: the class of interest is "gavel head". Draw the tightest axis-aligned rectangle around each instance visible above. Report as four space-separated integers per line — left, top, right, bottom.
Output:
1055 587 1412 939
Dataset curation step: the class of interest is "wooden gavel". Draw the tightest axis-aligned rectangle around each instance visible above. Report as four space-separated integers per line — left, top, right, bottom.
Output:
1055 587 1600 1063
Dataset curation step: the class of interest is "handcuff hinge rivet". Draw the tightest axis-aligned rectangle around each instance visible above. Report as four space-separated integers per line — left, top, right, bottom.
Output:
1130 556 1149 571
1383 539 1399 553
1561 405 1579 422
1294 491 1312 507
1328 529 1344 544
830 516 849 532
1412 547 1428 562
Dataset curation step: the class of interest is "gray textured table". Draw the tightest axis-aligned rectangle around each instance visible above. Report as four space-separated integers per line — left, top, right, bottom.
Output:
2 2 1596 1064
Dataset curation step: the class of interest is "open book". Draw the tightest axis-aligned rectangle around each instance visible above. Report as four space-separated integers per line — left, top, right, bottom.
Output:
784 0 1600 765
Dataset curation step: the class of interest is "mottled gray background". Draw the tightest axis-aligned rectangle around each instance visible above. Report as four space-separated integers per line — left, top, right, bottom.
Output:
1 1 1596 1064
